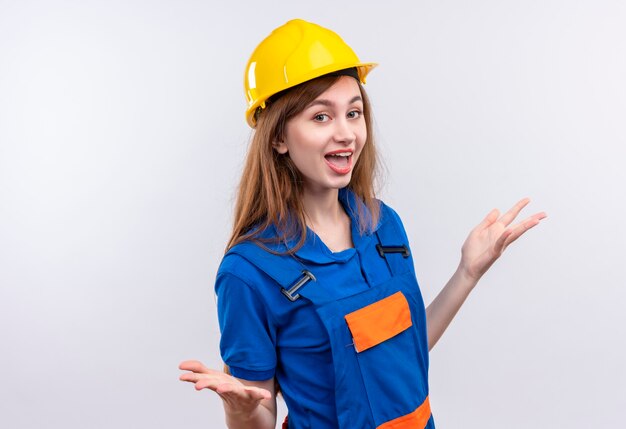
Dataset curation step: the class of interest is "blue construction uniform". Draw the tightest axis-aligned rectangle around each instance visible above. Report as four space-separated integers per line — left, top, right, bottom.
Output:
216 188 435 428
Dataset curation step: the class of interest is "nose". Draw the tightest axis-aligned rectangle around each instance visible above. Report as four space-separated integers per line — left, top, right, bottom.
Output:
332 116 356 145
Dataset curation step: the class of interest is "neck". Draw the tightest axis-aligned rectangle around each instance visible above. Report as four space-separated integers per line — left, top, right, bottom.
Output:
301 187 344 229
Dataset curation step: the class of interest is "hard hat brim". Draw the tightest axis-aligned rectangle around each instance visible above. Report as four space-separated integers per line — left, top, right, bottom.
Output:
246 62 377 128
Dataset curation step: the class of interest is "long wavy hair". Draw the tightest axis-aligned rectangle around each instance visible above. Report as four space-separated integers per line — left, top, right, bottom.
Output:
226 72 380 253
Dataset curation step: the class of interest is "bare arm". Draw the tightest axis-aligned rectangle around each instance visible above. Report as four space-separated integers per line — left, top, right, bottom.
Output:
179 360 277 429
426 198 546 350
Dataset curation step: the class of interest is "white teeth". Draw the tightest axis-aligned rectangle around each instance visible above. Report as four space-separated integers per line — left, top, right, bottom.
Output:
329 152 351 157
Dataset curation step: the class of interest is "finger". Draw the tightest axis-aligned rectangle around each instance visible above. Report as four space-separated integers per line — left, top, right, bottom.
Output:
179 360 209 372
502 212 546 249
179 372 214 383
179 372 198 383
180 371 227 388
216 383 272 401
477 208 500 230
498 197 530 227
493 228 513 255
179 374 223 392
194 378 226 392
179 360 223 376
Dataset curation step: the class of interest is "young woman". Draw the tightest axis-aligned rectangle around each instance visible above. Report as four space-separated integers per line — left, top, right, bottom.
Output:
179 19 546 429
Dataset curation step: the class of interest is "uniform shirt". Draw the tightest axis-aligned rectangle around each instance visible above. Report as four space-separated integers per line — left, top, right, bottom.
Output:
216 189 416 428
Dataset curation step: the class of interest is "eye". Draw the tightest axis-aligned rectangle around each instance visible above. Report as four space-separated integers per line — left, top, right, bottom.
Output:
313 113 330 122
347 110 362 119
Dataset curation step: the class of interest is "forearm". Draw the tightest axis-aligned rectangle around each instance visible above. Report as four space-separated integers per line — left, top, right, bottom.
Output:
423 198 545 351
425 265 478 351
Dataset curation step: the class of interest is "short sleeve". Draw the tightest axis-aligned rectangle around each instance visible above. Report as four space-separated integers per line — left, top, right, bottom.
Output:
215 270 277 381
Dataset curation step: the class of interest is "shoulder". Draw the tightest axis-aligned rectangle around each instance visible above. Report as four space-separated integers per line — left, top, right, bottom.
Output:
378 199 400 219
377 200 406 227
216 242 303 328
218 223 282 276
215 250 280 326
217 240 296 294
376 200 411 244
218 249 257 277
217 246 268 289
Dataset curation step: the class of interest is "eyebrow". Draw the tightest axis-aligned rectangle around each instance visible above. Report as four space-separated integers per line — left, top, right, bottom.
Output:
306 95 363 109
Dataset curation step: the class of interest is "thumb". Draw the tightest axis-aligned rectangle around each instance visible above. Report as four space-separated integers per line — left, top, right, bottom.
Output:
242 385 272 401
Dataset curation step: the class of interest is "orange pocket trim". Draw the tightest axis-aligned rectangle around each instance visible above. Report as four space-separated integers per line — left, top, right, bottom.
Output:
344 291 413 353
376 395 431 429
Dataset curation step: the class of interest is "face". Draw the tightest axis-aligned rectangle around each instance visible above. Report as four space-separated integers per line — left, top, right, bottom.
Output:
274 76 367 195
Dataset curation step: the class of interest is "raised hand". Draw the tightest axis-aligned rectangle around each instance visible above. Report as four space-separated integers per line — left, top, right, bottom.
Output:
459 198 547 282
178 360 273 420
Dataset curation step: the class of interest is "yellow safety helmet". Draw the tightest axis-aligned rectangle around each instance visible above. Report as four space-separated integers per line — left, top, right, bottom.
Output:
244 19 377 128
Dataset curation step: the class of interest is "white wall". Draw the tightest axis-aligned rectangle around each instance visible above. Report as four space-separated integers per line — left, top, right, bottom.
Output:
1 0 624 427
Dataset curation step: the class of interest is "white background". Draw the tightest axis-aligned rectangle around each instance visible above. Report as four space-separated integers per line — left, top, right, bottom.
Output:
1 0 625 428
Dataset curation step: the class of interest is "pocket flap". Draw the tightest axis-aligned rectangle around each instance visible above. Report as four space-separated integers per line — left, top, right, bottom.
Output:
345 291 413 353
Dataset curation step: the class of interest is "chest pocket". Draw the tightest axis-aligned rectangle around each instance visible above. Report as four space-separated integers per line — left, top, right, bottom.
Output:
345 291 412 352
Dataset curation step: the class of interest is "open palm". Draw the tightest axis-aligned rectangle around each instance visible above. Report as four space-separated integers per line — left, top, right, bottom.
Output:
178 360 271 414
460 198 547 281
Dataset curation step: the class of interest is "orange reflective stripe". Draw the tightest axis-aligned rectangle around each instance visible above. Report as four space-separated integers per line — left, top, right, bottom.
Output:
344 291 412 352
376 396 431 429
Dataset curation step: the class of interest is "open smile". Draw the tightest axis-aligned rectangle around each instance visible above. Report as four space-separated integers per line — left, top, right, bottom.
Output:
324 149 354 174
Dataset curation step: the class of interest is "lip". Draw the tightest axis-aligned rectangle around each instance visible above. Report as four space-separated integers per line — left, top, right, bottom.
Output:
324 149 354 175
324 149 354 156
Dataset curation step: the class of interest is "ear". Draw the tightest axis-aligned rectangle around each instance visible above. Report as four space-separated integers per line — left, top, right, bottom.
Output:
272 140 289 155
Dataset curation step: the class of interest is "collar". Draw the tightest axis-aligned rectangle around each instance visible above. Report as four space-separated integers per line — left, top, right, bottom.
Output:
293 188 382 264
250 188 385 265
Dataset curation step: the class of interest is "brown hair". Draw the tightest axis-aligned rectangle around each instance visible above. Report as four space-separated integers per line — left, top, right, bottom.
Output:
226 73 380 252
